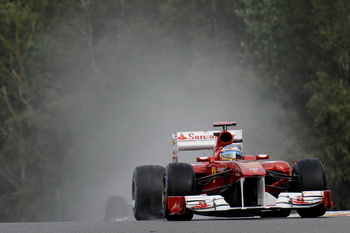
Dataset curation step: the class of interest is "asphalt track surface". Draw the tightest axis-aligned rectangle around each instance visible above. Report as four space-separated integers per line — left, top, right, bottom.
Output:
1 211 349 233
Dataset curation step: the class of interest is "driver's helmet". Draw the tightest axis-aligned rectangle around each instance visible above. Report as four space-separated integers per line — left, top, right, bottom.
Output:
220 144 242 160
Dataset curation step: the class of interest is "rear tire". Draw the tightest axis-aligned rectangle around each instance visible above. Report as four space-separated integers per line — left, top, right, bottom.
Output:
132 165 164 220
292 158 327 218
163 163 195 221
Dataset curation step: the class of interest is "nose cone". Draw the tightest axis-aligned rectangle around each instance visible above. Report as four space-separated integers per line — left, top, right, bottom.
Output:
235 161 266 176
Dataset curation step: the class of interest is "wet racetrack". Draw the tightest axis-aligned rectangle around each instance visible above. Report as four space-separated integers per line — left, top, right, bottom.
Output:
1 212 349 233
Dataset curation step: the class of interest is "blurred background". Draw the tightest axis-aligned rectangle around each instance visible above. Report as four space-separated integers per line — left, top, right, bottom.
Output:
0 0 349 221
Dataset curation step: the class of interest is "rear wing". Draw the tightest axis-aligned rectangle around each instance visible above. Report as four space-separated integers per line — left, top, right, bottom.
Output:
172 130 243 156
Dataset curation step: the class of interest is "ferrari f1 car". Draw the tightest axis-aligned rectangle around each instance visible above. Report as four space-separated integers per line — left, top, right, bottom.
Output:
132 122 334 220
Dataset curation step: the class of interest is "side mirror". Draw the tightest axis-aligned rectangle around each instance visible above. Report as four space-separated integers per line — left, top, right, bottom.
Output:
256 154 270 160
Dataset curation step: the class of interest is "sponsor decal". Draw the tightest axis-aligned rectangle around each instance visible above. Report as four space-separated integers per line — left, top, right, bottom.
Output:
192 200 211 209
243 162 259 167
176 130 242 141
242 162 261 173
211 167 216 183
303 191 319 195
292 196 310 204
188 133 217 140
177 132 217 140
178 133 188 140
250 167 259 172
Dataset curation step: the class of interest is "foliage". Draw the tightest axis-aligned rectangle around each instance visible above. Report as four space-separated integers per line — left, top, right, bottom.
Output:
0 0 71 221
0 111 65 221
239 0 350 208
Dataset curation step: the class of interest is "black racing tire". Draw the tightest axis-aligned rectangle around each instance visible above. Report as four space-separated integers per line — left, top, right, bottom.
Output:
104 195 130 221
132 165 165 220
292 158 327 218
163 163 195 221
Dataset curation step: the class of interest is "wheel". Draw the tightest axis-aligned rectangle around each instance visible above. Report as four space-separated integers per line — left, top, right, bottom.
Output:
292 158 327 217
163 163 195 221
104 195 129 221
132 165 165 220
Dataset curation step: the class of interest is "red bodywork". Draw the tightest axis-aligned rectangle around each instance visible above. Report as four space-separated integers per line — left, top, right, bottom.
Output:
192 158 291 197
168 123 334 216
191 130 291 197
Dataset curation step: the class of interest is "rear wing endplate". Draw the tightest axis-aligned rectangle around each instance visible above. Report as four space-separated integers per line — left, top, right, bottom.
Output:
172 130 243 156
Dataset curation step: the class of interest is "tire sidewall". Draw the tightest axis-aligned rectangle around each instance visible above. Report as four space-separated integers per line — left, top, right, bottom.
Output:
132 165 164 220
163 163 195 221
293 158 327 191
165 163 195 196
292 158 327 217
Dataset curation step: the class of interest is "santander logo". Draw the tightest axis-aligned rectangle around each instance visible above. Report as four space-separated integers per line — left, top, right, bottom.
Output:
188 133 217 140
178 133 188 140
175 130 241 141
178 132 217 140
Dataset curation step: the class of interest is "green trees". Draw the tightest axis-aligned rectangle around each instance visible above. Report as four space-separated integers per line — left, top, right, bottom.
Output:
0 0 67 221
307 0 350 209
239 0 350 208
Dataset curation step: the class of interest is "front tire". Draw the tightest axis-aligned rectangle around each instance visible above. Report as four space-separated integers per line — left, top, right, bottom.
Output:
163 163 195 221
132 165 164 220
292 158 327 218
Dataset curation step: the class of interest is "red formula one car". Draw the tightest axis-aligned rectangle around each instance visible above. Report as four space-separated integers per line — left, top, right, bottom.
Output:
132 122 334 221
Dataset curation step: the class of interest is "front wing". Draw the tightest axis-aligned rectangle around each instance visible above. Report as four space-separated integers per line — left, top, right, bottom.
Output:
167 190 334 216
